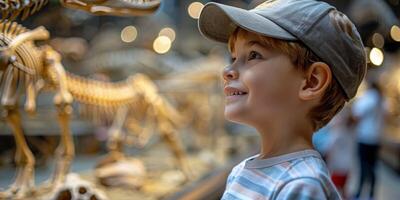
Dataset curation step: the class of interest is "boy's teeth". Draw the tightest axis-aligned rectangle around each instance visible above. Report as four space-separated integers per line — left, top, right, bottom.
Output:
230 91 246 96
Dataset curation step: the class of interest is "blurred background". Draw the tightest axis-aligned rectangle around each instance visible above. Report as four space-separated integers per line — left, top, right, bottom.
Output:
0 0 399 199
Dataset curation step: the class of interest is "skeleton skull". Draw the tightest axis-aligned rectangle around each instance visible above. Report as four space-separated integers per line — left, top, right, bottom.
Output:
49 173 108 200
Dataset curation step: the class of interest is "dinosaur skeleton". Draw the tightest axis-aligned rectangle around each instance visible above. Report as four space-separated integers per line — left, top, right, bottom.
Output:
0 0 48 21
60 0 161 16
83 50 229 152
0 21 190 199
0 0 161 20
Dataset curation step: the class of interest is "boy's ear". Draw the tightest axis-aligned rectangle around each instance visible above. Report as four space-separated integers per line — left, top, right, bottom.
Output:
299 62 332 101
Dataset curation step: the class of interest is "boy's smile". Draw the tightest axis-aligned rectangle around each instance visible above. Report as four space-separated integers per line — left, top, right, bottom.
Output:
224 86 248 103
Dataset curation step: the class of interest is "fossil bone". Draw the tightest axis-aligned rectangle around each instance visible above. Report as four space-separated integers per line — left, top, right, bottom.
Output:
0 0 161 20
0 21 190 199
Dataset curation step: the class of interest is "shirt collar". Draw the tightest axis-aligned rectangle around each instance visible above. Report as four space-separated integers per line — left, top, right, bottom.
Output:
244 149 322 169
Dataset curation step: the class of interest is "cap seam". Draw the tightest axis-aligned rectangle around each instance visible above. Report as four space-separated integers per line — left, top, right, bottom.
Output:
303 7 335 35
251 12 298 40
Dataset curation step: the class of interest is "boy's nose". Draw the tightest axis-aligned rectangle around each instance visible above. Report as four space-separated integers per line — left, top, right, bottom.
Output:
223 66 238 80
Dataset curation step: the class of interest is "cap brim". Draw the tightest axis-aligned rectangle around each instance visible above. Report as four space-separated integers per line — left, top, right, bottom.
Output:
198 2 297 43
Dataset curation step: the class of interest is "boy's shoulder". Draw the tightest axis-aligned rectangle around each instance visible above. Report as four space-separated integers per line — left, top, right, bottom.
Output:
225 150 341 199
228 150 333 193
234 150 330 180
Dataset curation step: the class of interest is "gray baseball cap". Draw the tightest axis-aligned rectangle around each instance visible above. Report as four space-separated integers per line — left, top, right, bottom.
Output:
198 0 367 100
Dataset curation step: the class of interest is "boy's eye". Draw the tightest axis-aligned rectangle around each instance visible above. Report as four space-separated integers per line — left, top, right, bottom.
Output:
248 51 262 60
230 57 236 63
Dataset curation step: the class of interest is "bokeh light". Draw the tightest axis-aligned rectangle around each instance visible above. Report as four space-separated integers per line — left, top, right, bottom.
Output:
153 36 172 54
390 25 400 42
121 26 138 43
188 2 204 19
372 33 385 48
369 47 384 66
159 27 176 42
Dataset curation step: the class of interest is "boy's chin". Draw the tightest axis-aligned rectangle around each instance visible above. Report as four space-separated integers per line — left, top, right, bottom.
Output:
224 110 247 124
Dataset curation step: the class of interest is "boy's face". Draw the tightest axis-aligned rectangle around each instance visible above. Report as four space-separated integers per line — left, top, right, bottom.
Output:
223 30 304 126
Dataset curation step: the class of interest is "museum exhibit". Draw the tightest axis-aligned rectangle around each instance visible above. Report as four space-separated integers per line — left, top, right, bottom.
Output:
0 0 399 200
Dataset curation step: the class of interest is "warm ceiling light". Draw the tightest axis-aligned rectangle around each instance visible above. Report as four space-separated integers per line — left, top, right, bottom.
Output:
369 47 384 66
390 25 400 42
159 27 176 42
121 26 138 43
153 36 172 54
188 2 204 19
372 33 384 48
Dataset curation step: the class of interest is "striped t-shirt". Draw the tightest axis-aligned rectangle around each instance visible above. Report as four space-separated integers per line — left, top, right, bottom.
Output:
222 150 342 200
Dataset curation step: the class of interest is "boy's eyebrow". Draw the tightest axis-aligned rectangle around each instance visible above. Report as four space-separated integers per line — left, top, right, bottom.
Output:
247 40 270 49
247 40 262 46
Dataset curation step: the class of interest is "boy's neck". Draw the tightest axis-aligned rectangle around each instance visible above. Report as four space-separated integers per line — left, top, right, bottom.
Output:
255 118 314 159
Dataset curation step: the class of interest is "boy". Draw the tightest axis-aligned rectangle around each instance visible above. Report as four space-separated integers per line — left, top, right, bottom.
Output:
198 0 366 199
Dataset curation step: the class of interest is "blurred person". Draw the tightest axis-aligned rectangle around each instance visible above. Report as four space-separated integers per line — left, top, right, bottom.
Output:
325 107 357 198
313 122 332 161
198 0 367 199
352 81 385 200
